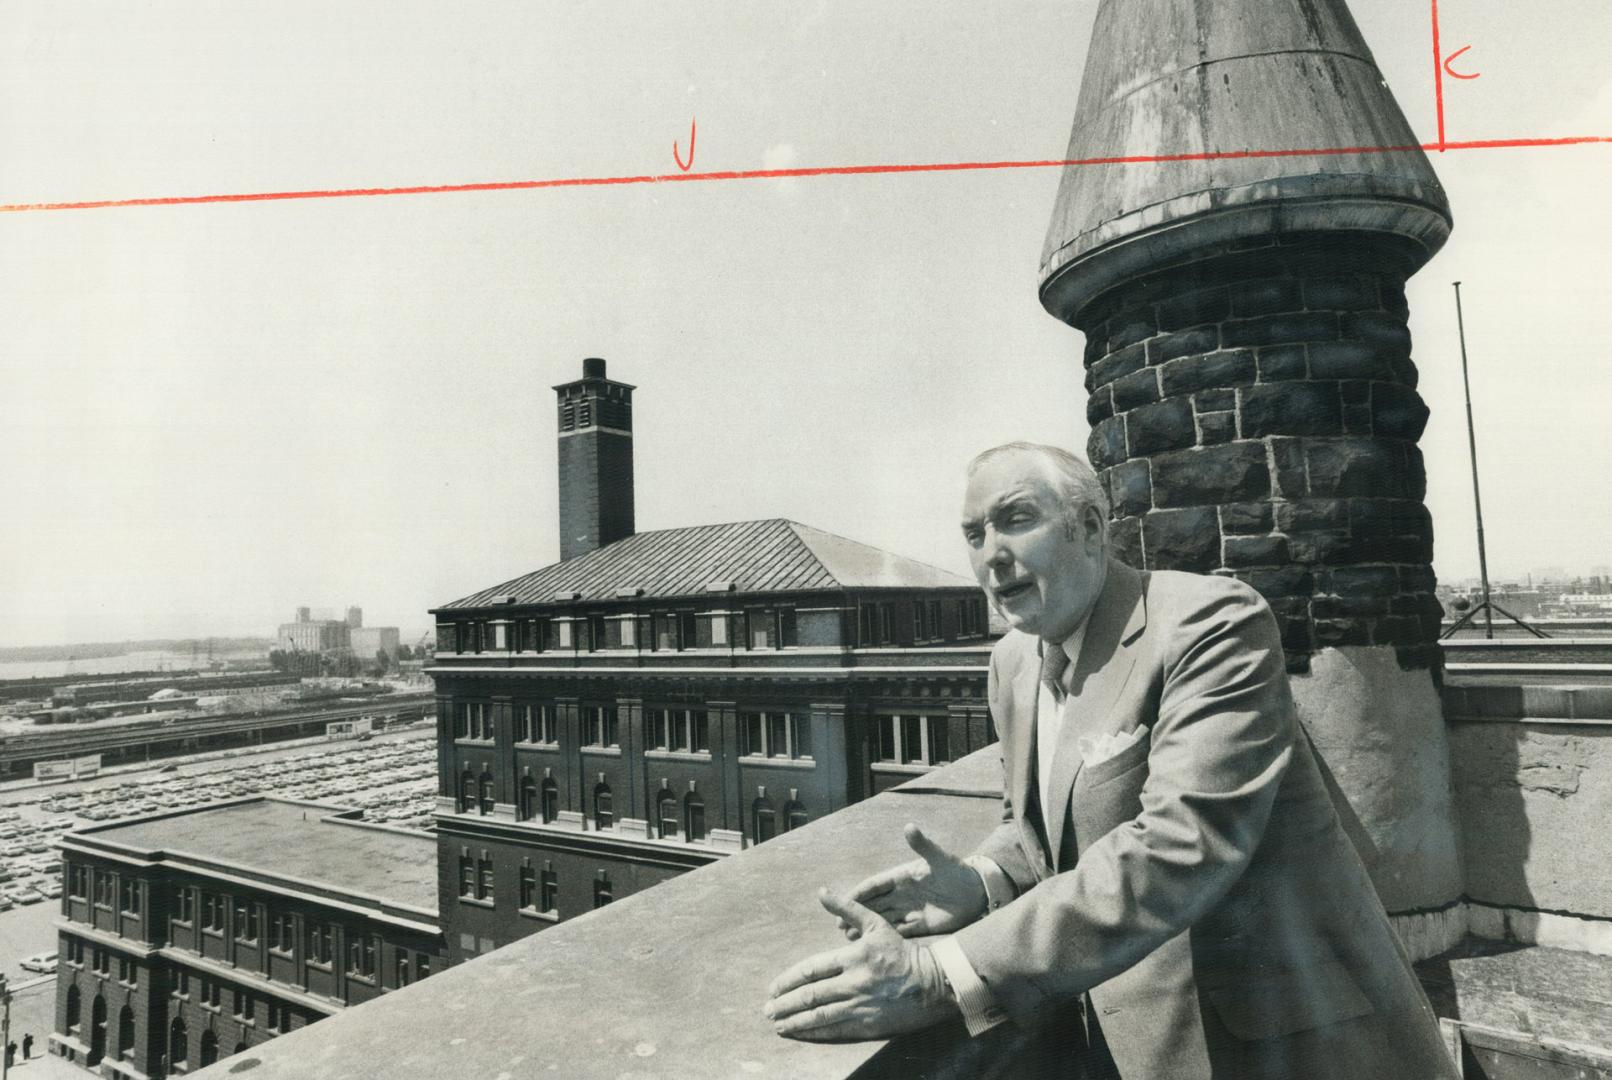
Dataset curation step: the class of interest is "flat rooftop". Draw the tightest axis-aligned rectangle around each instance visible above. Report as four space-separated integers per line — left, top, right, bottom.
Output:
74 799 437 912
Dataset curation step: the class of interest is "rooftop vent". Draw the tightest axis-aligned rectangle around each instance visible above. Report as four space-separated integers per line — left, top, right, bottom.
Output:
704 580 738 593
614 586 645 598
552 590 583 602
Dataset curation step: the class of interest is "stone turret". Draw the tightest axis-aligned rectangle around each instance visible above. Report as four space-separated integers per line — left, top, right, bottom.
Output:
1041 0 1462 943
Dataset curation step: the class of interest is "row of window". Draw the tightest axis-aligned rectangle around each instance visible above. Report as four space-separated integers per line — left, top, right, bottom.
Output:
167 1016 239 1071
453 703 629 748
453 704 802 759
456 782 811 858
172 968 299 1029
63 939 135 985
457 801 812 923
858 596 989 646
458 772 559 821
445 607 801 656
63 985 146 1066
446 595 990 655
453 713 946 828
70 866 143 915
167 884 430 984
876 714 953 766
59 974 298 1069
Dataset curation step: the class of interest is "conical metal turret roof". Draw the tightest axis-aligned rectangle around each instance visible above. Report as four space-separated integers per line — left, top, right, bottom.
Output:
1039 0 1452 323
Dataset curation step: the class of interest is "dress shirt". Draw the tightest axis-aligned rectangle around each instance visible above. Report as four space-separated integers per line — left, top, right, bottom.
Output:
1036 624 1088 820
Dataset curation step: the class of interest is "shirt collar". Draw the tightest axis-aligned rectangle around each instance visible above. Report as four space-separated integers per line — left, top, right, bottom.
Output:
1037 614 1090 684
1058 618 1088 671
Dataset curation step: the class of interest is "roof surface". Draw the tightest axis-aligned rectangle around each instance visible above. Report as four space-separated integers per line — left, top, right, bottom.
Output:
82 799 437 911
439 519 974 609
1038 0 1449 320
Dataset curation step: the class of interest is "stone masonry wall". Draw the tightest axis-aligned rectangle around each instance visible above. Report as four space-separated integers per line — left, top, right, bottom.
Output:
1074 234 1442 673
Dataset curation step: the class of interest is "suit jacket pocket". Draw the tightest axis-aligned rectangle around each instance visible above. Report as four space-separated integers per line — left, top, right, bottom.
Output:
1081 729 1151 788
1204 956 1375 1042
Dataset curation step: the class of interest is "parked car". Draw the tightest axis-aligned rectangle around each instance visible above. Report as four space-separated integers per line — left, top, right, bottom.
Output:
20 952 57 973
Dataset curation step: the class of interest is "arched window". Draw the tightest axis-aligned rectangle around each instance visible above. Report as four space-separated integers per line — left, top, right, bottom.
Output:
783 800 809 832
478 770 495 815
518 776 538 821
657 792 680 839
752 798 776 845
593 782 614 830
541 778 558 824
200 1028 219 1067
89 994 107 1065
169 1018 188 1070
118 1005 135 1060
458 770 475 813
66 984 81 1030
684 793 706 843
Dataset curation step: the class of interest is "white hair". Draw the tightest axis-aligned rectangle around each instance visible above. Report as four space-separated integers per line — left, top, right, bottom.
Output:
966 442 1110 537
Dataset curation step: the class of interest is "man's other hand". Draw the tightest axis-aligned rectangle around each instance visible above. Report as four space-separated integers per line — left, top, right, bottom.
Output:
841 823 987 940
764 889 954 1042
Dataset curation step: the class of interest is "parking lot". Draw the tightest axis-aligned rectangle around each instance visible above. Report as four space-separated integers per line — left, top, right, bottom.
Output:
0 725 439 984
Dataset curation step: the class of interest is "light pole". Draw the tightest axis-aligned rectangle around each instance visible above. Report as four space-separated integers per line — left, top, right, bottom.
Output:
1442 281 1547 640
1456 280 1493 638
1 971 11 1080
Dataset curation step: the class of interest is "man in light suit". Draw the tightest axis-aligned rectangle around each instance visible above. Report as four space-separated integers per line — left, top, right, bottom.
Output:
765 442 1457 1079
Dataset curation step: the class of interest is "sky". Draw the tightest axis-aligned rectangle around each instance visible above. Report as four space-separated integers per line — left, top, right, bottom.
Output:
2 0 1610 647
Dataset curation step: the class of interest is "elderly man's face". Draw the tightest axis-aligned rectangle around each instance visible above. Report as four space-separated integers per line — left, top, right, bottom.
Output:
961 452 1105 641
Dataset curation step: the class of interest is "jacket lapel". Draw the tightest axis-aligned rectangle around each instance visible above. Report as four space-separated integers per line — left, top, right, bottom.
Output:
1044 559 1148 872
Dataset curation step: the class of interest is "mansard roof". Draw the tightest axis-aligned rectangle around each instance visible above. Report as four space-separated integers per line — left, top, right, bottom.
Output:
437 519 973 611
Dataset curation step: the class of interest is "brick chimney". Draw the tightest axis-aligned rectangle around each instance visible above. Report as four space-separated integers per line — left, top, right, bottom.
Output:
1039 0 1462 943
554 358 636 561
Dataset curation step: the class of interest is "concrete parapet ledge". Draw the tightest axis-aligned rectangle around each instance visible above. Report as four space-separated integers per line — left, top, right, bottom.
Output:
193 750 1018 1080
1444 681 1612 724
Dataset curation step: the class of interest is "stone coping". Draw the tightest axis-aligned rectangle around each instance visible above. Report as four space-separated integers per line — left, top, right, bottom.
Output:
190 750 1008 1079
1443 682 1612 723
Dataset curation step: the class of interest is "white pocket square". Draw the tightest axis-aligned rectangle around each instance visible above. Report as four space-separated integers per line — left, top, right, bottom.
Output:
1079 725 1149 768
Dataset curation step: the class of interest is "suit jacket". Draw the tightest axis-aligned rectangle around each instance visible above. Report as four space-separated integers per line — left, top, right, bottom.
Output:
954 560 1457 1080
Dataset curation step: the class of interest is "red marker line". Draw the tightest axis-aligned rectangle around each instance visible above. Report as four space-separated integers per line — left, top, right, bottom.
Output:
3 135 1609 215
1431 0 1448 150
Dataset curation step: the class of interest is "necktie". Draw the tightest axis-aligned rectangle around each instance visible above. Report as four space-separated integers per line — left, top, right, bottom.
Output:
1040 641 1070 703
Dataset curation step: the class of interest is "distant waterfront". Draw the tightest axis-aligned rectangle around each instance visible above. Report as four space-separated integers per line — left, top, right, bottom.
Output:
0 648 268 682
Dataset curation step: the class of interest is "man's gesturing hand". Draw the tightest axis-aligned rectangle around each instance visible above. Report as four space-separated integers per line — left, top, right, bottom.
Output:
764 888 954 1042
841 823 987 940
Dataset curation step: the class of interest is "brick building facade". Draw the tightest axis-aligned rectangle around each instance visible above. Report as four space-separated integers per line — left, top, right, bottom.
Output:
428 360 998 965
430 519 995 965
52 800 443 1078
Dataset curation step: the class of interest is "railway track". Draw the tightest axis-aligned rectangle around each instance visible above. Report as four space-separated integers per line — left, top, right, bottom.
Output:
0 694 435 775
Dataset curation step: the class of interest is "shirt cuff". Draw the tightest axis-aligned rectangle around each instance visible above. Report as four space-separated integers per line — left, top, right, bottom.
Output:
929 937 1007 1037
965 855 1017 913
